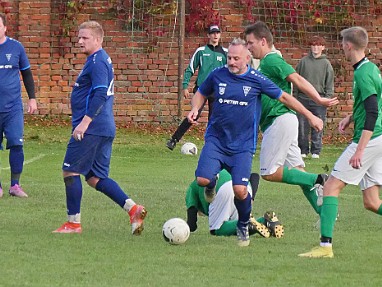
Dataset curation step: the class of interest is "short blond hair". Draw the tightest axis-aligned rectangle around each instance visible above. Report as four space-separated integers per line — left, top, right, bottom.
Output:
79 21 104 40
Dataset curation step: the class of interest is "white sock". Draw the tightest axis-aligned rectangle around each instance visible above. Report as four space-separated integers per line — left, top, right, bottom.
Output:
320 242 332 247
123 199 136 212
68 213 81 223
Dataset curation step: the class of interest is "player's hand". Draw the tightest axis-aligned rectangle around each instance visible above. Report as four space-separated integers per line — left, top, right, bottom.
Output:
308 115 323 132
183 89 190 99
339 115 352 134
187 108 199 124
318 97 339 107
27 99 38 114
349 150 363 169
72 116 91 141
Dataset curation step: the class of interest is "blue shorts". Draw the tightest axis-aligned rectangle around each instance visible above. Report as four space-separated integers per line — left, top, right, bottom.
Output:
195 141 253 186
0 109 24 149
62 134 113 179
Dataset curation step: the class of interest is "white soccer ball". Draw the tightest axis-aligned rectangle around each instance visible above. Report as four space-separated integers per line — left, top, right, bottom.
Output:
181 142 198 155
162 218 190 245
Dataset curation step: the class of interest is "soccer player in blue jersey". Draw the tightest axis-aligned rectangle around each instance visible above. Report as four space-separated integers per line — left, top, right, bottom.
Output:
0 13 37 198
53 21 146 234
187 38 323 246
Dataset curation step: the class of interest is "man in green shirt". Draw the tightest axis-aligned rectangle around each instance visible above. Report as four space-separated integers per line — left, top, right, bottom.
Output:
166 25 227 150
244 22 338 218
299 26 382 258
186 169 284 238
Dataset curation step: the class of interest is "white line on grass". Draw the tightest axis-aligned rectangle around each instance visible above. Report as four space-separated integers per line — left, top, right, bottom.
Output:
0 154 46 170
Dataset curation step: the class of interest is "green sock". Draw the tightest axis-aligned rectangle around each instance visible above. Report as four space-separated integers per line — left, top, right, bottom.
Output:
377 204 382 215
301 185 321 214
256 217 265 224
320 196 338 238
214 220 237 236
282 166 318 187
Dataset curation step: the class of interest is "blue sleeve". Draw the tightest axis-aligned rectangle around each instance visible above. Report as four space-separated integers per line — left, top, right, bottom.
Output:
19 44 31 71
260 76 282 99
197 71 214 97
86 60 110 118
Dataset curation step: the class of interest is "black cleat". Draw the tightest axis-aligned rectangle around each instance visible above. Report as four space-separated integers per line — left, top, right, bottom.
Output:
166 138 177 150
248 217 270 238
263 211 284 238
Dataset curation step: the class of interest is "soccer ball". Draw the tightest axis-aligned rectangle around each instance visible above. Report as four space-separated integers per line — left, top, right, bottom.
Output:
180 142 198 155
162 218 190 245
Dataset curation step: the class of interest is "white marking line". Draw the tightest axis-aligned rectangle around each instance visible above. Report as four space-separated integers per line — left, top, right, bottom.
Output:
1 154 46 170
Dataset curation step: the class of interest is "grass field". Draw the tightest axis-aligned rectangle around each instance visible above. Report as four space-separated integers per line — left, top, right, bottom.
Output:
0 123 381 287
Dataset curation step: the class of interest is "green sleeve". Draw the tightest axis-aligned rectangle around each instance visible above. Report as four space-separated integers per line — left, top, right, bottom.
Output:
325 62 334 98
182 49 201 90
185 180 209 215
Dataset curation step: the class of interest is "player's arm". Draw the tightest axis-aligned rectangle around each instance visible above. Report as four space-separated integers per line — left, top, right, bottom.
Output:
325 63 335 98
348 94 378 169
287 72 338 107
20 68 37 114
182 49 201 97
185 181 201 232
187 91 206 124
278 91 323 132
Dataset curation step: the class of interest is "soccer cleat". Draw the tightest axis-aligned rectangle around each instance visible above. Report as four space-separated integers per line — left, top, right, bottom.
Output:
0 187 3 198
298 245 334 258
263 211 284 238
248 217 270 238
311 153 320 159
166 138 177 151
236 224 250 247
129 205 147 235
52 222 82 234
312 174 329 206
301 153 307 158
9 184 28 198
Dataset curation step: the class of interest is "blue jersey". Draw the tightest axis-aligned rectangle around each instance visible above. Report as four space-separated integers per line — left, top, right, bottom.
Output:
71 49 116 137
0 37 30 112
199 66 282 153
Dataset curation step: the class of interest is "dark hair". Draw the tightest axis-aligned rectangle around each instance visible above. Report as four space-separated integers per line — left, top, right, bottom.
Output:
0 13 6 26
309 36 326 46
244 21 273 46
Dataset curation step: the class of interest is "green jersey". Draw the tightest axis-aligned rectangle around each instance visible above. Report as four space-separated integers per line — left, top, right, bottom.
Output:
182 44 227 90
185 169 232 215
258 52 296 132
352 58 382 143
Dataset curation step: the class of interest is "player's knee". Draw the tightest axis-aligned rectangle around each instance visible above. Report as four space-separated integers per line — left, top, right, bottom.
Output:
196 177 209 187
86 176 99 188
233 186 248 200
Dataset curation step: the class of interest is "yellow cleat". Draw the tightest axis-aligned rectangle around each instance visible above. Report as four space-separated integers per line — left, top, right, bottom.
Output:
298 246 334 258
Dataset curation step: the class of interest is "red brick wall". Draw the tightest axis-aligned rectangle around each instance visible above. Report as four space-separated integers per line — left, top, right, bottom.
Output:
1 0 381 136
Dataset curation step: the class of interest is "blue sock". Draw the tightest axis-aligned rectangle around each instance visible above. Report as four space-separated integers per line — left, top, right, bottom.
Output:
234 192 251 227
64 176 82 215
95 178 129 208
9 146 24 186
206 176 217 189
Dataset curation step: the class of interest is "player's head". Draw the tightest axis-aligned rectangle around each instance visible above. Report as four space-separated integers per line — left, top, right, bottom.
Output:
227 38 250 75
0 13 7 42
207 24 221 46
244 21 273 60
340 26 368 61
78 21 104 56
309 36 326 58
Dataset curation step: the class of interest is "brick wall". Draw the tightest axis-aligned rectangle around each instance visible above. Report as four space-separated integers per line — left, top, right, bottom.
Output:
1 0 381 136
